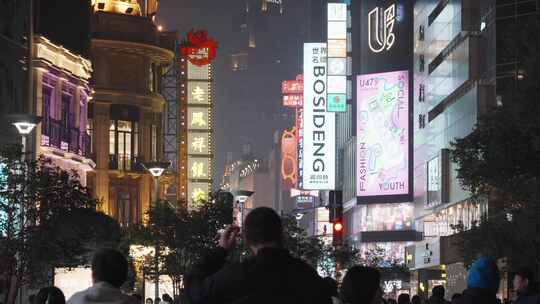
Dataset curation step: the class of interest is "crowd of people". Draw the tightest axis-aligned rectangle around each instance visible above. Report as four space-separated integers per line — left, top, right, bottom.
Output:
25 207 540 304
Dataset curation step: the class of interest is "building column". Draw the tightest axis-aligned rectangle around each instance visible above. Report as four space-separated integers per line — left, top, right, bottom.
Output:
140 174 152 223
93 102 111 214
34 69 44 157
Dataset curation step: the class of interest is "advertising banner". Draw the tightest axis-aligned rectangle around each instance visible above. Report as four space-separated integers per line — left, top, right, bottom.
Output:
356 70 409 198
296 108 304 189
303 43 335 190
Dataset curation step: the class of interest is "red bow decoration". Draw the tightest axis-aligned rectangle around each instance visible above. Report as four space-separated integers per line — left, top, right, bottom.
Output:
180 30 218 66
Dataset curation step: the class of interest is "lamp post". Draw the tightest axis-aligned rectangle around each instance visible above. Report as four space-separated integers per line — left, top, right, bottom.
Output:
8 114 42 161
142 161 170 301
232 190 254 228
143 161 170 204
7 114 40 304
232 190 254 261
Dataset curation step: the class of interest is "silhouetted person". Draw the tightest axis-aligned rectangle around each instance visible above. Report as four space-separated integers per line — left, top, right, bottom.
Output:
388 299 398 304
411 295 422 304
457 258 500 304
512 267 540 304
131 294 142 304
323 277 341 304
67 248 137 304
161 294 172 304
427 286 449 304
185 207 331 304
34 287 65 304
398 294 411 304
340 266 382 304
450 293 461 304
145 298 153 304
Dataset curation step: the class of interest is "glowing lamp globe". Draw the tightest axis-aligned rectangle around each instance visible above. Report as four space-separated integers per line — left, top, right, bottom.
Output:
143 161 170 177
6 114 42 135
13 122 38 135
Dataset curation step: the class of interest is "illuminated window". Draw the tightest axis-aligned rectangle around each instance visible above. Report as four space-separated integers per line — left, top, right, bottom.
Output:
61 93 72 129
109 120 139 170
151 124 157 161
87 119 94 155
117 191 131 227
41 86 53 135
149 64 155 93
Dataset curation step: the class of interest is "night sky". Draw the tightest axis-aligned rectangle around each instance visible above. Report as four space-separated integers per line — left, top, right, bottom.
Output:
157 0 309 184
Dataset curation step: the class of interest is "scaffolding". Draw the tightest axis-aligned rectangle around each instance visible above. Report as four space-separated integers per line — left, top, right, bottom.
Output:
162 49 179 201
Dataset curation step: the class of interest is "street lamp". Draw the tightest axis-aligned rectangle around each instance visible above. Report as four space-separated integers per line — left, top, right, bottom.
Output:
232 190 254 228
7 114 42 161
142 161 169 301
143 161 170 204
231 190 253 262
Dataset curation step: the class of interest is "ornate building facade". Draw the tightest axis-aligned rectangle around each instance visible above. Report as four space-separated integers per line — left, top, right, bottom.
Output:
34 35 95 184
87 0 174 226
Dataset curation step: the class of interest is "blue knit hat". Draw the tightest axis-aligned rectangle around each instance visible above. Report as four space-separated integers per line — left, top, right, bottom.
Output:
467 258 500 293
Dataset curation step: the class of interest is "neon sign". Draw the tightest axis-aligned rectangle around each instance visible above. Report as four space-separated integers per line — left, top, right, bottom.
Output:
368 4 396 53
180 30 217 66
281 128 297 189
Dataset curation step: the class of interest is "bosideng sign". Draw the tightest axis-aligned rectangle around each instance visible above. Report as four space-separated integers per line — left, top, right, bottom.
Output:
303 43 335 190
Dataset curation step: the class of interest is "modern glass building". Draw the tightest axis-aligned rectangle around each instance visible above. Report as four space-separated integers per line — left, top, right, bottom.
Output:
406 0 498 299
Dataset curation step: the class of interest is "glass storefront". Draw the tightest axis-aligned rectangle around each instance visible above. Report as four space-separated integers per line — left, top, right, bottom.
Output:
423 199 487 238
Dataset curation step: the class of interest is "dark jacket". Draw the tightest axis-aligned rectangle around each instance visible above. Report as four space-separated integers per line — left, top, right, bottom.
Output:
184 247 332 304
426 296 450 304
516 291 540 304
456 288 498 304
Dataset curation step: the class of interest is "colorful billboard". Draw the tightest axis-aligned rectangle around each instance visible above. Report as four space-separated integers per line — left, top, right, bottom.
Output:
303 43 335 190
356 70 409 198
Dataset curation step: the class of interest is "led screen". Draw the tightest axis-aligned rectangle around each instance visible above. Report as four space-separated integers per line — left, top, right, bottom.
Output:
356 70 409 198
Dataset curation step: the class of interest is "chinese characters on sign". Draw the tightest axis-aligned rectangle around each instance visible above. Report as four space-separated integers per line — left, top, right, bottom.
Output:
188 108 209 129
303 43 335 190
182 34 215 208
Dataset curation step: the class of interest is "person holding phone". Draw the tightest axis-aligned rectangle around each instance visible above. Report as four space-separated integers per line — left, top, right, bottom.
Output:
184 207 332 304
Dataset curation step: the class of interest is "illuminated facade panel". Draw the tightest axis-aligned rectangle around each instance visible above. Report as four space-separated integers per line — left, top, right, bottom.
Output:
187 181 212 203
187 62 211 79
187 81 211 105
187 107 210 130
328 40 347 57
187 157 211 180
327 4 348 114
187 132 211 155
